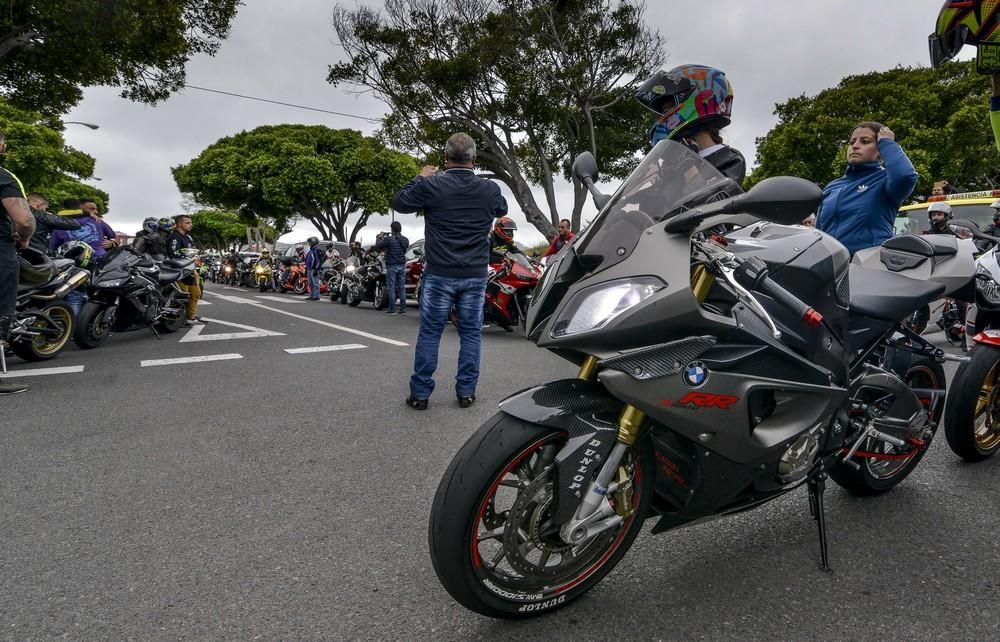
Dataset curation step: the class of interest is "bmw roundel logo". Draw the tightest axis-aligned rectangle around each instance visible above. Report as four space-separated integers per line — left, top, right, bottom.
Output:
683 361 708 387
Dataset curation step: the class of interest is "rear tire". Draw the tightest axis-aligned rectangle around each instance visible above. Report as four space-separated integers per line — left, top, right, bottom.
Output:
73 301 112 349
11 302 74 361
429 412 652 619
373 282 387 309
945 344 1000 462
830 356 945 495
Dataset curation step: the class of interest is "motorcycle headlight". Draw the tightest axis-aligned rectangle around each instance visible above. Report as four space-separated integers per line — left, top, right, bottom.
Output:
224 266 233 273
255 266 265 274
345 265 356 273
976 266 1000 305
99 278 124 288
550 277 665 338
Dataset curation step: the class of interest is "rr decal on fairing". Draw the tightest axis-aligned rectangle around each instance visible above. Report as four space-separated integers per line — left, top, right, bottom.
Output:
660 392 739 410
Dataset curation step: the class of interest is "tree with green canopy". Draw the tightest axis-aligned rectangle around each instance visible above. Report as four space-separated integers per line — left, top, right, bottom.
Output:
749 61 999 196
0 0 242 115
329 0 663 239
0 98 108 210
172 125 419 242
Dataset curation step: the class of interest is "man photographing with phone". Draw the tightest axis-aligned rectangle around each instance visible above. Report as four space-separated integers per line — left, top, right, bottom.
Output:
392 132 508 410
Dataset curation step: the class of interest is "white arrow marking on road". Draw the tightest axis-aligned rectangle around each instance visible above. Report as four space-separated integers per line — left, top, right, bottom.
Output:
284 344 367 354
255 295 305 304
141 353 243 367
202 291 408 347
178 317 286 343
0 365 85 378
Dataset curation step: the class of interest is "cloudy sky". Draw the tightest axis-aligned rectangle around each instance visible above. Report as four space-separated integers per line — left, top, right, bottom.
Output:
61 0 964 247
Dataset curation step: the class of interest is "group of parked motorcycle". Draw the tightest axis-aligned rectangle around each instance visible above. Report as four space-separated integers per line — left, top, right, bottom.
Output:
427 142 1000 619
3 244 197 371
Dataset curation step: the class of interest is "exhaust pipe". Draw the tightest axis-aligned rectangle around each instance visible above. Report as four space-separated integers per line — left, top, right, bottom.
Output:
53 270 89 298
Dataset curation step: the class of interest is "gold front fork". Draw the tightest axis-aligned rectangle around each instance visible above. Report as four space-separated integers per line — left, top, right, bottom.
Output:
577 355 599 381
691 264 715 304
617 404 645 446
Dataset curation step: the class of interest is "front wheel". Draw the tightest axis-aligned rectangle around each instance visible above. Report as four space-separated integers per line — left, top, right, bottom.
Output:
945 343 1000 462
292 277 308 295
429 413 652 619
830 356 945 495
73 301 113 349
373 282 387 309
11 302 74 361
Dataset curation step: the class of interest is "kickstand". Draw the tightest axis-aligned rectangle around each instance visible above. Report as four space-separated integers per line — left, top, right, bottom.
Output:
0 340 7 373
807 471 832 573
149 324 162 340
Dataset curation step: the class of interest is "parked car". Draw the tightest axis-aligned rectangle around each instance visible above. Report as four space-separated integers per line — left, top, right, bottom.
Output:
896 189 1000 235
404 239 424 300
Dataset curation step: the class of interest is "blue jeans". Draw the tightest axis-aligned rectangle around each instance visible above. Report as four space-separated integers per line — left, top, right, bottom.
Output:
65 289 86 316
386 264 405 312
308 269 322 299
410 274 487 400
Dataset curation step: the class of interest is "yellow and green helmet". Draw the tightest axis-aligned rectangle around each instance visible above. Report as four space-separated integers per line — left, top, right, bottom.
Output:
929 0 1000 67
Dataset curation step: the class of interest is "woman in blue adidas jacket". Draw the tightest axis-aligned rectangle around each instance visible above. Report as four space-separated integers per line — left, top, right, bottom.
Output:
816 122 918 256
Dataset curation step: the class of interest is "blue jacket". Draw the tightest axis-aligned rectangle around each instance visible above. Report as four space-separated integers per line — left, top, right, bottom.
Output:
816 139 917 256
305 245 325 270
392 168 508 279
375 232 409 266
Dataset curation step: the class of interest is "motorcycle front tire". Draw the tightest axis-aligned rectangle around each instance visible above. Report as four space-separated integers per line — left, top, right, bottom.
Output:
73 301 112 350
429 412 652 619
945 343 1000 462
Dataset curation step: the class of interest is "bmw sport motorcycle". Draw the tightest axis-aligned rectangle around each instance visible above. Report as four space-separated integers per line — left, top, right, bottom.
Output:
74 248 193 349
2 248 88 368
944 224 1000 460
428 141 972 618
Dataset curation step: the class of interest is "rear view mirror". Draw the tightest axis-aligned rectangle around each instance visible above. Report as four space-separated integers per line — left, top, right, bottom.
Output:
572 152 611 211
413 248 423 256
664 176 822 233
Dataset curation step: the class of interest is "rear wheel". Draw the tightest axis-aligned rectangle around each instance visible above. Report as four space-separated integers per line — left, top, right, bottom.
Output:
373 282 387 309
830 357 945 495
11 302 74 361
945 344 1000 462
292 278 307 295
429 412 652 619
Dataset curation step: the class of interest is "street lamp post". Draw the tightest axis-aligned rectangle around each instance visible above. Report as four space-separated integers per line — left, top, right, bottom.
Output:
64 121 99 130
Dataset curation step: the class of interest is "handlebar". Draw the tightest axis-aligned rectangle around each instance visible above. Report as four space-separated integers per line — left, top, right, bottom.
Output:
733 256 823 328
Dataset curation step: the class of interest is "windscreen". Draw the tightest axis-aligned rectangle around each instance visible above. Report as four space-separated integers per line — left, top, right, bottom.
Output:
575 140 742 271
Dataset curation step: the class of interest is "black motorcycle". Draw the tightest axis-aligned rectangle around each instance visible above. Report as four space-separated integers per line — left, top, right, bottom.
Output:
74 248 193 349
339 251 387 309
325 256 346 302
3 248 88 367
428 141 972 618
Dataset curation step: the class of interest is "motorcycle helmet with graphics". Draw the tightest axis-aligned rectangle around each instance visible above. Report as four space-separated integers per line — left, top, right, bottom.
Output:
493 217 517 244
142 217 158 234
158 217 173 232
16 247 56 286
56 240 95 269
929 0 1000 67
636 64 734 145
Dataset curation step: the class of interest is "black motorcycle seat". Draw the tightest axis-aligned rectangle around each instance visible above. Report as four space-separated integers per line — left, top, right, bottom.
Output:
158 268 181 283
849 264 945 321
879 234 958 272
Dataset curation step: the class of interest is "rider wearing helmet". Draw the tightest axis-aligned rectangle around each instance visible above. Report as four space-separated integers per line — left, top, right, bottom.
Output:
304 236 325 300
133 216 167 261
926 201 955 234
635 64 746 183
489 216 521 264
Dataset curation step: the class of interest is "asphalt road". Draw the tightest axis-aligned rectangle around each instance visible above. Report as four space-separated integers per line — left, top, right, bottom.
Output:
2 284 998 640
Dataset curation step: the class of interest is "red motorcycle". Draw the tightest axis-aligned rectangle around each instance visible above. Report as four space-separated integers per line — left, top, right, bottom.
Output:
483 252 543 330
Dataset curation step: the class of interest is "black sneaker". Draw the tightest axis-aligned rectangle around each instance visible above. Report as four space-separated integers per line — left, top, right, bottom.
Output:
385 309 396 314
0 381 29 395
457 394 476 408
397 310 406 315
405 396 428 410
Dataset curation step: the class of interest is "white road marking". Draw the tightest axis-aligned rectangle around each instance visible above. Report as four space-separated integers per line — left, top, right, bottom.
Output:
222 286 244 291
0 365 85 378
196 300 212 305
141 353 243 367
284 344 367 354
203 291 408 347
179 317 285 343
255 295 305 304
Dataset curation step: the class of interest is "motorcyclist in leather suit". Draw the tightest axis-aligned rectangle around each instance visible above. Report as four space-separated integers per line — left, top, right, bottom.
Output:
133 217 167 261
489 216 523 264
